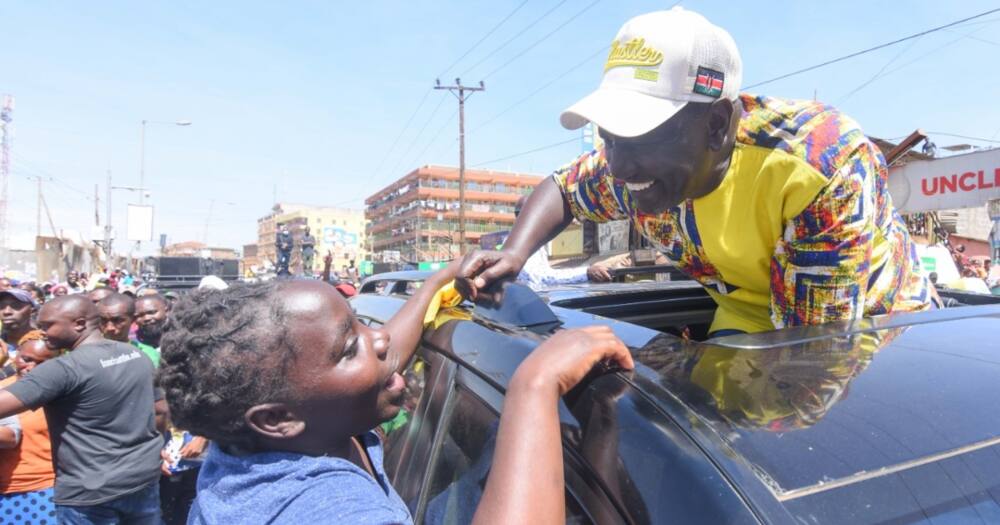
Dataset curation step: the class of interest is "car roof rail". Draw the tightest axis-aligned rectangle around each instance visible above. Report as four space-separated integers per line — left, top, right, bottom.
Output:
473 279 561 332
608 264 687 282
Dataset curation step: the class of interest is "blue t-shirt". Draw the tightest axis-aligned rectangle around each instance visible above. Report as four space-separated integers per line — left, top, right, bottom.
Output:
190 432 412 524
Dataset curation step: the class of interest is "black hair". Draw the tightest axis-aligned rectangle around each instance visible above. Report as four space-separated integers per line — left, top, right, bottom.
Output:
19 283 46 304
98 293 135 316
136 293 169 310
158 281 293 448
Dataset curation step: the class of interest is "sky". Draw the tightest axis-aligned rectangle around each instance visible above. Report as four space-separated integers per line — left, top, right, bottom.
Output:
3 0 1000 254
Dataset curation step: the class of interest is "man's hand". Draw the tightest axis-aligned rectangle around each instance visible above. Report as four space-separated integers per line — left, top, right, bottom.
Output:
512 326 633 396
179 436 208 459
455 250 527 301
587 263 612 283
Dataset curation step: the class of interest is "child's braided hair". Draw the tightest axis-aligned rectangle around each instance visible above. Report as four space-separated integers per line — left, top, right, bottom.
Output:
158 281 294 448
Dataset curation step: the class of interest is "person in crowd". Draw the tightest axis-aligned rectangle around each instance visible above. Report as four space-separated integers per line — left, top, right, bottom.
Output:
155 398 207 525
347 259 359 282
161 292 180 309
197 276 228 291
985 259 998 290
50 284 68 298
275 224 293 277
0 289 37 359
97 293 136 344
321 252 356 297
65 272 84 295
0 333 60 523
19 283 46 307
89 286 115 305
299 226 317 277
134 295 169 365
136 287 160 298
158 265 631 523
0 278 11 292
457 8 931 336
510 195 613 288
0 295 163 523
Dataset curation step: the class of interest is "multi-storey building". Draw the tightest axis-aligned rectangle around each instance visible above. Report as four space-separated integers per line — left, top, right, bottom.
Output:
365 166 543 262
255 203 367 275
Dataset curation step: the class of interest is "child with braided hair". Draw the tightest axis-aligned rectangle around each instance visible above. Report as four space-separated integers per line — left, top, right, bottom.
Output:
159 264 633 524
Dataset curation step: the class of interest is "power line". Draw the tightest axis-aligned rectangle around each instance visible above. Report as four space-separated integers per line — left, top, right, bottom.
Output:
460 0 571 77
844 17 1000 104
469 44 608 135
10 157 94 202
874 20 998 79
372 88 432 180
386 93 450 179
472 137 578 167
413 109 459 167
744 7 1000 90
437 0 531 78
483 0 603 80
924 132 1000 144
836 36 922 105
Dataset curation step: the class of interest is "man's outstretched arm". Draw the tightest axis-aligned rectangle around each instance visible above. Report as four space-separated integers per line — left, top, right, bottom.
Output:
0 391 27 420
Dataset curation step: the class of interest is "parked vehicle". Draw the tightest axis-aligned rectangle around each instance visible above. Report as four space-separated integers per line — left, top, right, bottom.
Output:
145 256 239 291
353 275 1000 524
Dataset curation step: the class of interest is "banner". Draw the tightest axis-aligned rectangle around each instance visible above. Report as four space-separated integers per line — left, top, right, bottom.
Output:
127 205 154 242
888 148 1000 213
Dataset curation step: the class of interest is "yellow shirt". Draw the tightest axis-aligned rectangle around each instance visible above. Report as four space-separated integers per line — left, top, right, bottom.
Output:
553 94 931 333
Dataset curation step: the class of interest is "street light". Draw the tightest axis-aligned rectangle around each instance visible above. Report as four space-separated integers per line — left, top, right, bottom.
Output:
139 119 192 205
136 119 191 263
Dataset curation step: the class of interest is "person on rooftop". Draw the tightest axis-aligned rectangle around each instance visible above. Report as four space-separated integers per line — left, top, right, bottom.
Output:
457 7 931 336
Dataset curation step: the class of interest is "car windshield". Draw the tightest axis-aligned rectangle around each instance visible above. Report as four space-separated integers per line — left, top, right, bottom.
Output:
634 315 1000 523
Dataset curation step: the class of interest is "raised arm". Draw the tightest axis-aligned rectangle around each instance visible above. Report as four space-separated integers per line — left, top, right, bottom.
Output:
0 390 26 421
382 261 463 374
456 178 573 300
472 326 633 525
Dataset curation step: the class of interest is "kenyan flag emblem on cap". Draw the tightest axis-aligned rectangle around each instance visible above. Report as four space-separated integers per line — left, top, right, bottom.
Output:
693 66 724 98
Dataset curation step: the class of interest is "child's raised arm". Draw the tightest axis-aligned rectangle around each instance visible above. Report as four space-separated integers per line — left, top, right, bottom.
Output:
474 326 633 525
381 260 463 374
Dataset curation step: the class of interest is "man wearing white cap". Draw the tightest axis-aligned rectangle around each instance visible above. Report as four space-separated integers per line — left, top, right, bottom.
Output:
457 8 931 335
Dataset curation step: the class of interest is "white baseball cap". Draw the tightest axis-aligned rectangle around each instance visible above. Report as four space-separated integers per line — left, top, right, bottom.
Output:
561 7 742 138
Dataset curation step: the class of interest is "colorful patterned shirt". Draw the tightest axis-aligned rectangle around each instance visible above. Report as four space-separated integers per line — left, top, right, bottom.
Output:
552 94 931 333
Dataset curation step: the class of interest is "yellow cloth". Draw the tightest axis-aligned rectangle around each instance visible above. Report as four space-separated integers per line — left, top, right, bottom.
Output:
423 280 465 326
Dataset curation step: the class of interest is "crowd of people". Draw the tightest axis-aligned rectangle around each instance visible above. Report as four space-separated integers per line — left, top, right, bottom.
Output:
2 6 998 524
0 270 197 524
0 256 632 525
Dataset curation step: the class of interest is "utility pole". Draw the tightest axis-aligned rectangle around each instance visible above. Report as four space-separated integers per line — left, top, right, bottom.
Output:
36 177 42 238
0 95 13 249
104 170 113 261
435 78 484 255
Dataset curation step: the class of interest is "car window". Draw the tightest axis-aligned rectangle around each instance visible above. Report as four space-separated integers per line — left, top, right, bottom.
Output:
382 349 449 512
422 387 592 524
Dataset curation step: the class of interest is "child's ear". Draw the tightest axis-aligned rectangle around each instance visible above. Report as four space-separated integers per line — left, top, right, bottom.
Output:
245 403 306 440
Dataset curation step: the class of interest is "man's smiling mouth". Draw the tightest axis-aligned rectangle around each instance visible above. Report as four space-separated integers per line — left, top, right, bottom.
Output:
626 180 655 192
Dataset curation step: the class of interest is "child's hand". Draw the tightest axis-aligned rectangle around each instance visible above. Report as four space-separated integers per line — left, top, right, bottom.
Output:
512 326 633 396
427 258 465 287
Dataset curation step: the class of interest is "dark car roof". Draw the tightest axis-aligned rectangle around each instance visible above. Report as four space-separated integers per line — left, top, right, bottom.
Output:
354 280 1000 523
627 306 1000 504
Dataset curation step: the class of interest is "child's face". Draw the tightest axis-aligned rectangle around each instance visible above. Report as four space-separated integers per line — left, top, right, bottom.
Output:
281 281 406 442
